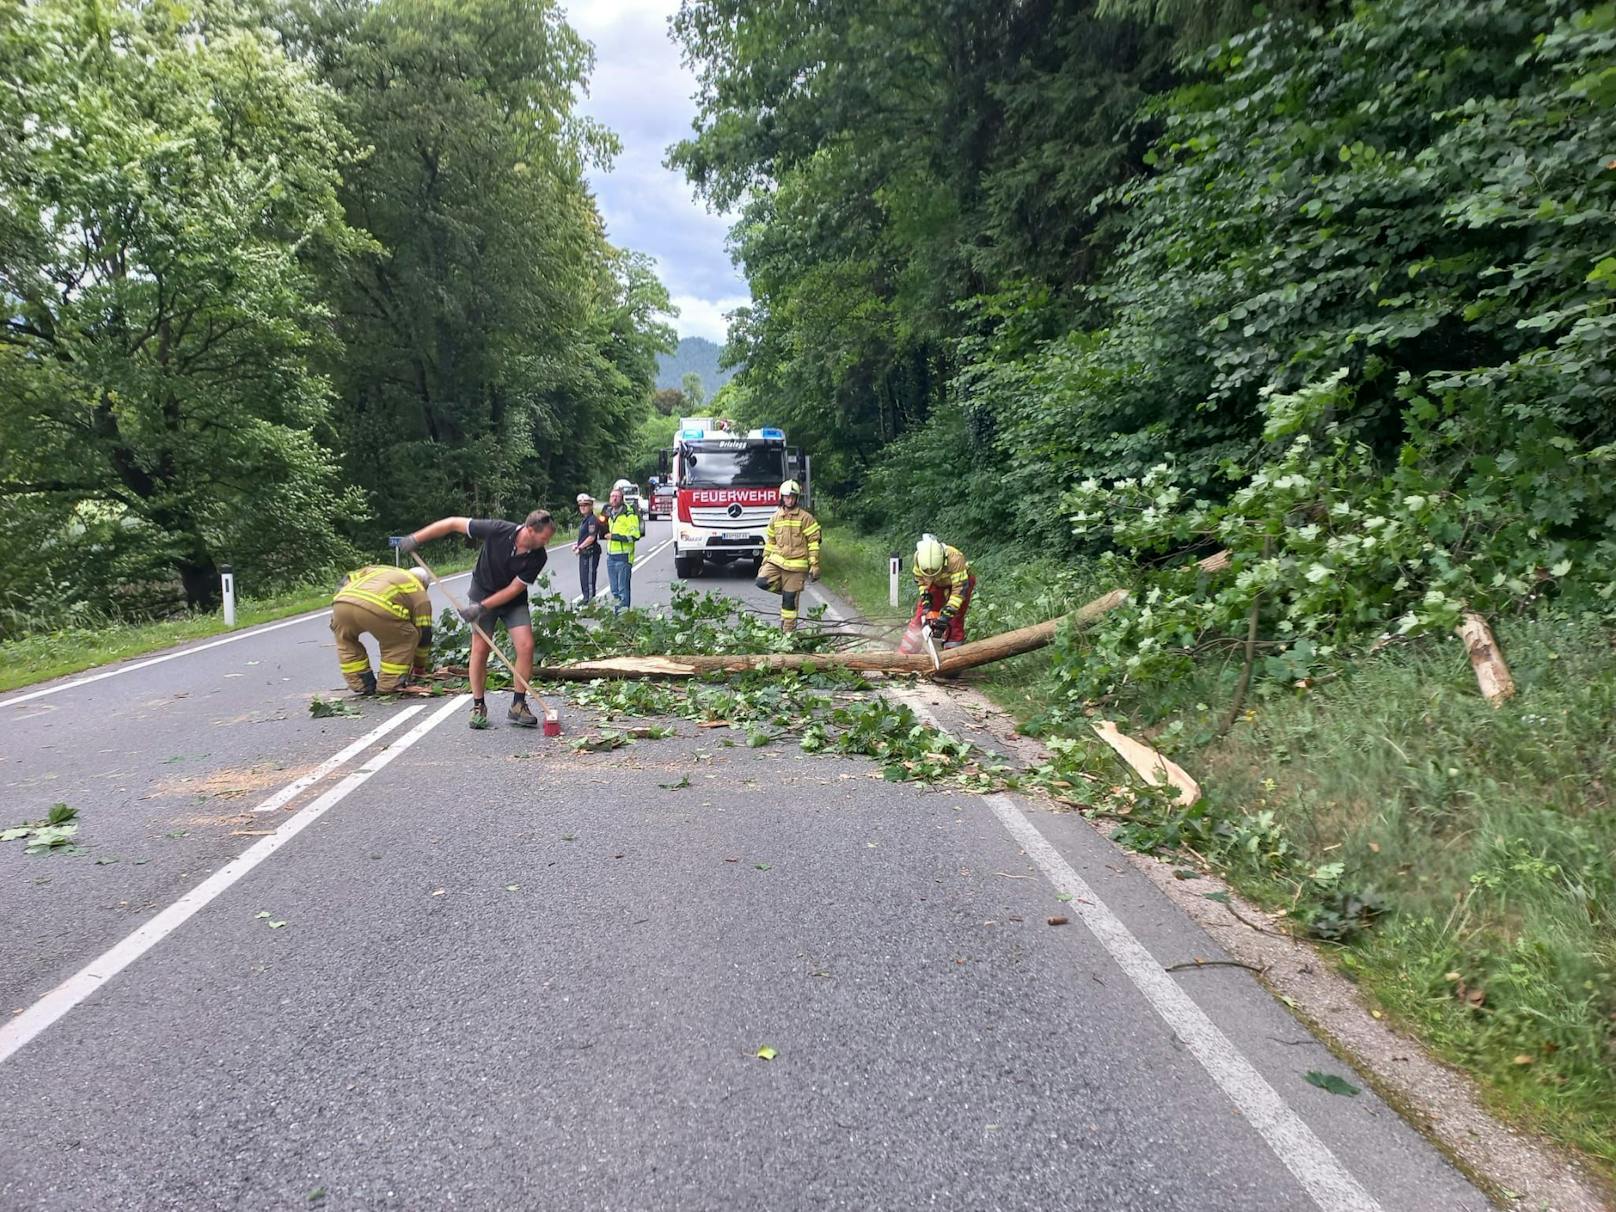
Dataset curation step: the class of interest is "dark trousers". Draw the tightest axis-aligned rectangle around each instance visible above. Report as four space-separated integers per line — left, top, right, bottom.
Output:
578 550 601 600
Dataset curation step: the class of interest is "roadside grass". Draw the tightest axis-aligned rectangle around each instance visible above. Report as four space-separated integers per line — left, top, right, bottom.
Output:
0 549 476 694
820 521 1616 1177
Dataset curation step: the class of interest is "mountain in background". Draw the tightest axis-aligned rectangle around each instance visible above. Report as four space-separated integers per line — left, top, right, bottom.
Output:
656 336 737 394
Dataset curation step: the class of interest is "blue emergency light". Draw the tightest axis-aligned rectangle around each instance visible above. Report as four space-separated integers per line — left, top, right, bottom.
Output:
760 427 784 440
681 427 705 440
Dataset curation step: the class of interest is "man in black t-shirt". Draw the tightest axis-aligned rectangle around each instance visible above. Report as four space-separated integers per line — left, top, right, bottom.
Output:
394 510 557 729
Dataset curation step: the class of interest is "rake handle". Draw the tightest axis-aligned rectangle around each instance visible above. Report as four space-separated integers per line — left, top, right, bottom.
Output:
408 552 548 709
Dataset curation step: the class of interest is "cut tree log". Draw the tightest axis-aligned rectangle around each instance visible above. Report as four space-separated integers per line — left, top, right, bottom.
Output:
1091 720 1201 807
1455 610 1516 707
531 550 1230 683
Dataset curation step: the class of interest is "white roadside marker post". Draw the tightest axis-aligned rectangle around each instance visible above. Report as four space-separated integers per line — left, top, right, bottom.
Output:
220 565 236 629
889 551 902 608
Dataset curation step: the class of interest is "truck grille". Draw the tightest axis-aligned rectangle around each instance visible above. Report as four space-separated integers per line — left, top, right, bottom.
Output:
690 505 774 531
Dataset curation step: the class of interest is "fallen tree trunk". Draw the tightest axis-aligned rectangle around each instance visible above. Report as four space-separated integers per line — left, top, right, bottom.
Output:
533 552 1233 681
534 589 1131 681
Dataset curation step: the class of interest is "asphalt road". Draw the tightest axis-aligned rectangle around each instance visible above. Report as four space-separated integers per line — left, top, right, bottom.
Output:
0 522 1489 1211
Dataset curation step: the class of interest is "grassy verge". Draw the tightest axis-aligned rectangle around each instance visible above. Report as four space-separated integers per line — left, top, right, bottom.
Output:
820 522 1616 1178
0 551 476 694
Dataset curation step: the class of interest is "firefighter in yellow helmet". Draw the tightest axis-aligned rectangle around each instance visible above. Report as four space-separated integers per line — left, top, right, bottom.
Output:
755 479 821 632
329 565 434 694
912 534 975 647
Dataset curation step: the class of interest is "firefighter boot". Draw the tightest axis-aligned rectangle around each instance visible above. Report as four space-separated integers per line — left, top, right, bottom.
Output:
359 670 378 696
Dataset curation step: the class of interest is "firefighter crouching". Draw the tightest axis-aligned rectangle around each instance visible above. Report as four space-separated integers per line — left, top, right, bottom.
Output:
756 479 821 632
330 565 434 694
913 534 975 648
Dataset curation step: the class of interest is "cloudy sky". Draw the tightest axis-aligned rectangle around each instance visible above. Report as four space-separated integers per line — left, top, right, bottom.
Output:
563 0 748 343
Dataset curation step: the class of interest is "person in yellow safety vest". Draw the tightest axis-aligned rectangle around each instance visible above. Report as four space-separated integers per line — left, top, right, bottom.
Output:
756 479 821 632
912 534 975 648
603 485 642 614
330 565 434 695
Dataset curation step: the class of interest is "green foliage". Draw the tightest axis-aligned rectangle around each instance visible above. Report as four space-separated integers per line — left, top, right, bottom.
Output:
0 0 676 635
2 803 82 856
1046 0 1616 700
281 0 674 535
0 0 365 614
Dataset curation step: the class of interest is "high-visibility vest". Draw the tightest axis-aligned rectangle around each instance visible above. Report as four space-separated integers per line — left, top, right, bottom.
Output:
604 506 641 555
763 507 821 571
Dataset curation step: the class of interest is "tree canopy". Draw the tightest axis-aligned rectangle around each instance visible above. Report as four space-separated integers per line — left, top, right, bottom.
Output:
0 0 673 628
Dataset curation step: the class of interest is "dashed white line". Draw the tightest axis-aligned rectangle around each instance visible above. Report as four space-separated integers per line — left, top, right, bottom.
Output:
0 694 469 1069
895 691 1381 1212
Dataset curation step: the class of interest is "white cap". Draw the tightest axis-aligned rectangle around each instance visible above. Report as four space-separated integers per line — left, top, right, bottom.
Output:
576 492 593 504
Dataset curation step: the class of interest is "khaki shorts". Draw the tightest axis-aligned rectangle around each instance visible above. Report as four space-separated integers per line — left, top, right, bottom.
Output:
760 562 807 593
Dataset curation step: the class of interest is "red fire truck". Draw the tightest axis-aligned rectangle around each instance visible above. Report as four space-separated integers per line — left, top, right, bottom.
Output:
662 419 809 579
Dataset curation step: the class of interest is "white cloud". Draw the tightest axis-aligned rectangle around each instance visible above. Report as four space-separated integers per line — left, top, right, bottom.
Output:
562 0 747 340
669 293 749 343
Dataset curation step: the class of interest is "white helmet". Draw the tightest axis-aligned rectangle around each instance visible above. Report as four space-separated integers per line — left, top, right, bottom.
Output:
576 492 593 505
612 478 634 493
779 479 801 497
915 534 946 578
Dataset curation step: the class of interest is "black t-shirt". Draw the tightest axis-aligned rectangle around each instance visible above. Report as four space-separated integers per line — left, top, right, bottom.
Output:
468 519 549 603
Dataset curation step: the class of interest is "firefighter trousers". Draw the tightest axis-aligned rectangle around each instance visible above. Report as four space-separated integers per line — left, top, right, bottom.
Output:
330 601 417 692
757 561 808 631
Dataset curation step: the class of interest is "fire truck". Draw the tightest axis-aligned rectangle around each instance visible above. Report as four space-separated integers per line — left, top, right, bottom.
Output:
662 418 809 579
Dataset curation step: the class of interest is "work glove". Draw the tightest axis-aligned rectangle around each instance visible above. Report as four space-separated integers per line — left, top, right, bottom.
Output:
930 616 951 637
809 565 820 582
389 535 420 555
458 602 488 625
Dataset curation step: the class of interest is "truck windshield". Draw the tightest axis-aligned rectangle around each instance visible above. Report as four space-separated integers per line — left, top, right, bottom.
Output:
679 443 785 488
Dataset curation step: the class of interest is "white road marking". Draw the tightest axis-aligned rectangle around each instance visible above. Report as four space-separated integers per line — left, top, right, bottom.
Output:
634 536 675 567
251 705 425 813
895 693 1381 1212
0 694 468 1069
0 572 474 709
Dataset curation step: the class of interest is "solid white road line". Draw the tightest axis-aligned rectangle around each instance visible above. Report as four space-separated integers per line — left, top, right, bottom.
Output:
895 693 1380 1212
0 571 474 710
251 705 425 813
0 694 468 1069
634 535 675 567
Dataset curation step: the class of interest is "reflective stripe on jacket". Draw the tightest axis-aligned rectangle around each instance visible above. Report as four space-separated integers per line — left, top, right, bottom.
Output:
763 507 821 571
604 505 641 555
336 566 432 625
914 544 971 615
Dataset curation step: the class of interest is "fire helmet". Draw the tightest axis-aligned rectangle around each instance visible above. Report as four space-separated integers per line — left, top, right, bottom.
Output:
914 535 946 577
779 480 802 497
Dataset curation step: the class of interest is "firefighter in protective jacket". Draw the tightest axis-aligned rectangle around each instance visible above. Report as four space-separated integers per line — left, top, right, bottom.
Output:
756 480 821 632
912 534 975 647
330 565 434 694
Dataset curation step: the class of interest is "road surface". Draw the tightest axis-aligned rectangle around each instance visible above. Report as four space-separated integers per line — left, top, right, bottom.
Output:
0 523 1488 1210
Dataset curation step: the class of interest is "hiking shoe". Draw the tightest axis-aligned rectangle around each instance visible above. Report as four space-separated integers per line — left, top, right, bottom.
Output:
508 699 539 729
469 700 489 730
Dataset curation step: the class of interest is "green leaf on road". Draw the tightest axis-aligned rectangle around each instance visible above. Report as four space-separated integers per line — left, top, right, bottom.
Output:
755 1045 777 1061
1304 1071 1360 1097
561 833 576 842
505 884 520 891
754 862 771 871
256 911 271 919
268 920 287 929
1203 891 1231 904
659 775 692 789
1055 893 1073 902
309 696 360 718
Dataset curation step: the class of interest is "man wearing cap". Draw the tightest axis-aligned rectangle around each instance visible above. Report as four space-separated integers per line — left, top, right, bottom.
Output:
572 493 605 603
756 480 821 632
